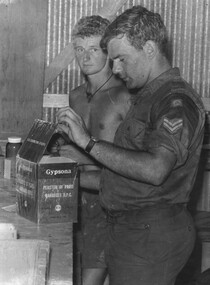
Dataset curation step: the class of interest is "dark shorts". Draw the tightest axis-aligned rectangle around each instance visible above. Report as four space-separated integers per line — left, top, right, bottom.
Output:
105 204 196 285
81 191 108 268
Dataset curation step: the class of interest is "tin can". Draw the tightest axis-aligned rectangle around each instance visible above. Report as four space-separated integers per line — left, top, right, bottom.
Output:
6 137 22 158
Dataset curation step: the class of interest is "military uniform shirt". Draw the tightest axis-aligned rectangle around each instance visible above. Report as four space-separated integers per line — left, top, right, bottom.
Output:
100 68 205 212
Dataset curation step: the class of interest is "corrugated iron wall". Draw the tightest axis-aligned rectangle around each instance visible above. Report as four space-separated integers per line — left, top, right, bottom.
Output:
44 0 210 121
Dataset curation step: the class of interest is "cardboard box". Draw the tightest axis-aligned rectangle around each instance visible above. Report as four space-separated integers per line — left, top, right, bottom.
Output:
16 119 78 224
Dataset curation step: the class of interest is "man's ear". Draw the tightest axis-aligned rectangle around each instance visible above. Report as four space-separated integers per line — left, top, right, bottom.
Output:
143 40 157 59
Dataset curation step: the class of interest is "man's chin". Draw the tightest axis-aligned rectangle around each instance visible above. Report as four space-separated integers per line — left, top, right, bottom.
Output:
82 69 92 75
83 70 98 76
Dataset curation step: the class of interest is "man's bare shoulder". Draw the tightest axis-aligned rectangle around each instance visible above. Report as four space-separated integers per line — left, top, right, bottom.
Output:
108 84 132 106
108 76 131 98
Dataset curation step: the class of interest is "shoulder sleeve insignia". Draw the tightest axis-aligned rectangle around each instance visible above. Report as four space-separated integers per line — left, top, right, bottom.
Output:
163 117 183 134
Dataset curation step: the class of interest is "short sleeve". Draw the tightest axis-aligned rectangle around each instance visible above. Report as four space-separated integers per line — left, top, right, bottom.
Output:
144 93 200 167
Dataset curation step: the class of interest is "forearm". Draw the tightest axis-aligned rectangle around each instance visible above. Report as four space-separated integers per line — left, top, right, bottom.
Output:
78 152 98 166
59 144 98 165
87 140 176 185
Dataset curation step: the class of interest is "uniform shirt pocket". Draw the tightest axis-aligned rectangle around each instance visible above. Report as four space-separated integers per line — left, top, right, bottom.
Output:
115 118 147 150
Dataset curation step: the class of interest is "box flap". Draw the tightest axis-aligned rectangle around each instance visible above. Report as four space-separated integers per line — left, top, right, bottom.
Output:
39 155 77 164
18 119 56 162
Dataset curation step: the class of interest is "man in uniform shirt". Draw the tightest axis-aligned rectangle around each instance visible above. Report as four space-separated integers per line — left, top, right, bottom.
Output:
56 6 205 285
49 15 131 285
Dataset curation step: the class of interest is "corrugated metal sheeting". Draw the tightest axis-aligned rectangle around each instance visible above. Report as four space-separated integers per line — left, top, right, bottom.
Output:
44 0 210 121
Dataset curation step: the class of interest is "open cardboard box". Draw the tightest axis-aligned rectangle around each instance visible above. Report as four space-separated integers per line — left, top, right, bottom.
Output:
16 119 78 224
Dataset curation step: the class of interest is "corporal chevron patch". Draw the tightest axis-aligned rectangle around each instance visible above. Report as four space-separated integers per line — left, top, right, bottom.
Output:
163 117 183 134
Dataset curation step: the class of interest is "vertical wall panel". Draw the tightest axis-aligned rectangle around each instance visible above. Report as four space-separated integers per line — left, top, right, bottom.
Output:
44 0 210 121
0 0 48 139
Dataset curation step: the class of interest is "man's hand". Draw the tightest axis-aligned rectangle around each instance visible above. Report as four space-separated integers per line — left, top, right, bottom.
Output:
59 144 82 160
57 106 90 150
47 133 66 154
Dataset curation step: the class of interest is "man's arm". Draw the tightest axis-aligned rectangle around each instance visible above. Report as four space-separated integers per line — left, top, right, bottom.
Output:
56 107 177 186
86 140 176 186
58 144 98 165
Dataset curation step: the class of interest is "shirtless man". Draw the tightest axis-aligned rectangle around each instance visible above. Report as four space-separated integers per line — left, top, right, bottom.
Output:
50 16 131 285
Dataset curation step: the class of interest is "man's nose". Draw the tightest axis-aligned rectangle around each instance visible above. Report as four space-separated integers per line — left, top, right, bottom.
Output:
112 61 122 75
83 50 91 61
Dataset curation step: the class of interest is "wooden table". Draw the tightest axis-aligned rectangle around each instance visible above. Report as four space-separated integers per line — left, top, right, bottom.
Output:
0 178 74 285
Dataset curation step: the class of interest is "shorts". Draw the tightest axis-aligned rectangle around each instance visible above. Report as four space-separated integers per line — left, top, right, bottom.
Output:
81 190 108 268
105 204 196 285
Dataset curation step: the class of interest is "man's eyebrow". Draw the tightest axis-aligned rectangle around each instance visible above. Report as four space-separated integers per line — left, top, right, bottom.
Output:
112 54 120 60
74 46 83 50
76 44 100 48
89 45 100 48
